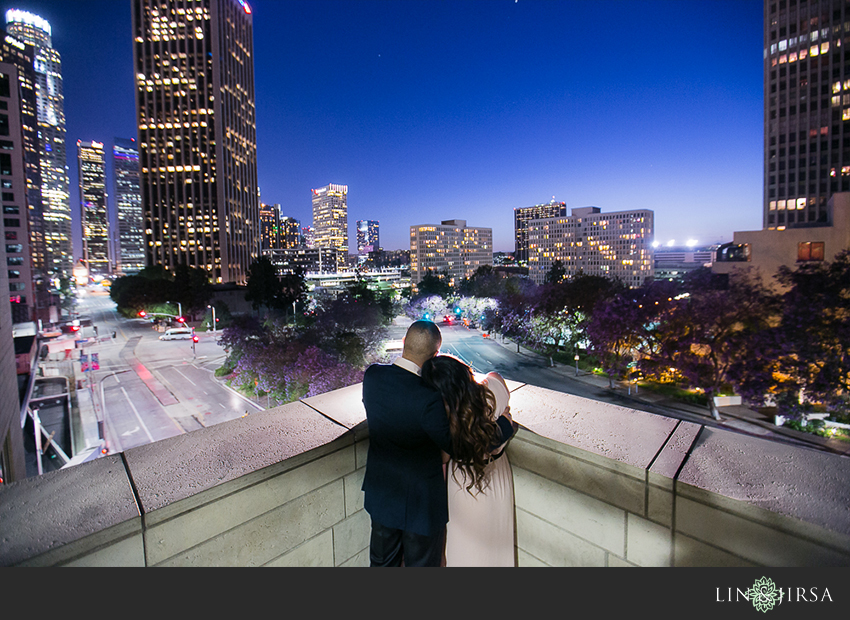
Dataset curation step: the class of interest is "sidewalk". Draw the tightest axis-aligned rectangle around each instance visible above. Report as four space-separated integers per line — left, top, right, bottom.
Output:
488 333 850 457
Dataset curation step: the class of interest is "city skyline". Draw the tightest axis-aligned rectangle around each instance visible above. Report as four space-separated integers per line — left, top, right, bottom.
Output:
1 0 764 257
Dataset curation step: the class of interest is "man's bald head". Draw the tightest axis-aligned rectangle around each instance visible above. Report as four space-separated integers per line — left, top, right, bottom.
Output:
402 320 442 367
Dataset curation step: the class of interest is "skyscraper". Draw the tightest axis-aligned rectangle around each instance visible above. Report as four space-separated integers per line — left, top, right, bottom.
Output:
132 0 259 285
356 219 379 255
280 215 300 248
5 9 72 280
312 184 348 255
259 202 279 250
514 199 567 264
77 141 110 277
113 138 144 275
764 0 850 229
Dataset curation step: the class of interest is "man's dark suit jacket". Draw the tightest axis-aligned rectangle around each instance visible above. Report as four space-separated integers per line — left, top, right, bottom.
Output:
361 362 452 537
361 361 517 538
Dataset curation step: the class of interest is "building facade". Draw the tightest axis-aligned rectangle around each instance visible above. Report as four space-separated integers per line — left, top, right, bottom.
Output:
714 191 850 290
764 0 850 230
132 0 259 285
514 199 567 264
77 141 110 278
356 219 379 255
311 184 348 255
654 244 717 283
280 216 300 248
0 64 34 323
259 202 279 250
262 246 342 275
113 138 144 275
301 225 314 248
5 9 72 280
527 207 654 287
409 219 493 287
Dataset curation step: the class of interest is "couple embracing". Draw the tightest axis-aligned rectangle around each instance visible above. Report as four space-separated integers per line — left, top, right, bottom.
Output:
361 320 519 567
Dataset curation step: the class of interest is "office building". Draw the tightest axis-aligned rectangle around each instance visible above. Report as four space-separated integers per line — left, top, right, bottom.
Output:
527 207 654 287
0 64 34 323
715 1 850 286
5 9 72 279
514 199 567 264
259 202 280 250
764 0 850 229
356 219 379 255
280 215 300 248
113 138 144 275
77 141 110 277
410 219 492 288
262 246 342 275
301 225 314 248
132 0 259 284
312 184 348 255
654 244 717 283
0 32 45 284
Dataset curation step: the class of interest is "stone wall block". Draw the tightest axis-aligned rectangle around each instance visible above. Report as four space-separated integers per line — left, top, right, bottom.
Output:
513 467 626 556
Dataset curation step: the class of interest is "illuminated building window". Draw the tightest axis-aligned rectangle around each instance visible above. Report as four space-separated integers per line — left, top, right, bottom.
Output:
797 241 825 262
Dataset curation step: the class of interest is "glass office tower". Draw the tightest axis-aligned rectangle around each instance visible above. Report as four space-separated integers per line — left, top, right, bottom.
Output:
132 0 259 284
5 9 72 279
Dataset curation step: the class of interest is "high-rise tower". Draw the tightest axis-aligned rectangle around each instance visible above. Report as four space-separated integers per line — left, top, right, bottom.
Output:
312 184 348 255
113 138 144 275
764 0 850 229
356 219 379 255
77 141 109 277
5 9 72 279
132 0 259 284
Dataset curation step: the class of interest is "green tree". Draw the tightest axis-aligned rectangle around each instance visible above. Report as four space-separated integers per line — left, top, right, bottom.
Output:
245 257 286 314
544 259 567 284
414 268 451 299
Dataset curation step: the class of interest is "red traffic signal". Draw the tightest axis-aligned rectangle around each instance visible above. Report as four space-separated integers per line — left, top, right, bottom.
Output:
138 310 146 317
192 335 199 343
177 316 185 323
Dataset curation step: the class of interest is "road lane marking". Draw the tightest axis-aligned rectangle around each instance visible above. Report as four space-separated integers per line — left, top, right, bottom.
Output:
120 386 155 443
173 367 197 386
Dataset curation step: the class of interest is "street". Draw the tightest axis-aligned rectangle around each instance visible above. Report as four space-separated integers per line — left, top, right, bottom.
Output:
73 293 809 455
74 289 261 454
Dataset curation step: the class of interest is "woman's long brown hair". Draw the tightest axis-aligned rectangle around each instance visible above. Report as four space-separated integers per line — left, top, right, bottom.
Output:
421 355 501 494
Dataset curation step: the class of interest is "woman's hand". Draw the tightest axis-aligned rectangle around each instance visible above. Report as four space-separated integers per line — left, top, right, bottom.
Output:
500 407 519 434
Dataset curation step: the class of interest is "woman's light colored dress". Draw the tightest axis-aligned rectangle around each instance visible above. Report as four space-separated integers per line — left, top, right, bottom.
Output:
445 372 516 567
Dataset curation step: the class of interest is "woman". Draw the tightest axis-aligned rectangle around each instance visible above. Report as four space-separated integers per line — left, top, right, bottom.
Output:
421 355 517 567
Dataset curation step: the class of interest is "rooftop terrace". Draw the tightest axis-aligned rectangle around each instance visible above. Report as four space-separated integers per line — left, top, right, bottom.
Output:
1 380 848 567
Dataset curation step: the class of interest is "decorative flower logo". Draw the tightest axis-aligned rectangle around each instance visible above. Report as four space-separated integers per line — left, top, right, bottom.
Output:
746 577 784 613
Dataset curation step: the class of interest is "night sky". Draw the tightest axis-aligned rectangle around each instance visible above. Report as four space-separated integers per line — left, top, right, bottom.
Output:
1 0 765 256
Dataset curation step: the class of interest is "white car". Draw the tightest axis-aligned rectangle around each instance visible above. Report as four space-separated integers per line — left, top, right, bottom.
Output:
159 328 193 340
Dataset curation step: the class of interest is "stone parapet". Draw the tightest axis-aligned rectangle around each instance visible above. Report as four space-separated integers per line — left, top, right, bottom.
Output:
1 382 848 567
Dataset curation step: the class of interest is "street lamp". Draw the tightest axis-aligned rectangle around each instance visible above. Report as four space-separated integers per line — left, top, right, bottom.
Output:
574 353 580 376
167 300 182 320
207 304 216 333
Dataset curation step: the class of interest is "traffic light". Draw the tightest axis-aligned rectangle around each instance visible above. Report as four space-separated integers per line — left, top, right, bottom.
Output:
177 316 185 323
138 310 146 317
192 334 199 343
455 307 462 315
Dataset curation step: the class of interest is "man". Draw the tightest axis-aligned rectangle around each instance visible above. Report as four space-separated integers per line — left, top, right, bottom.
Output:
361 320 515 567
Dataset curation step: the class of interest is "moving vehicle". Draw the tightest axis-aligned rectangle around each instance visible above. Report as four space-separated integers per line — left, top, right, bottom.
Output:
159 327 193 340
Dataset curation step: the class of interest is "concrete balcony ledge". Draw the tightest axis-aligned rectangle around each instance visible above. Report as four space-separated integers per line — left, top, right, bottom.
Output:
1 381 849 567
